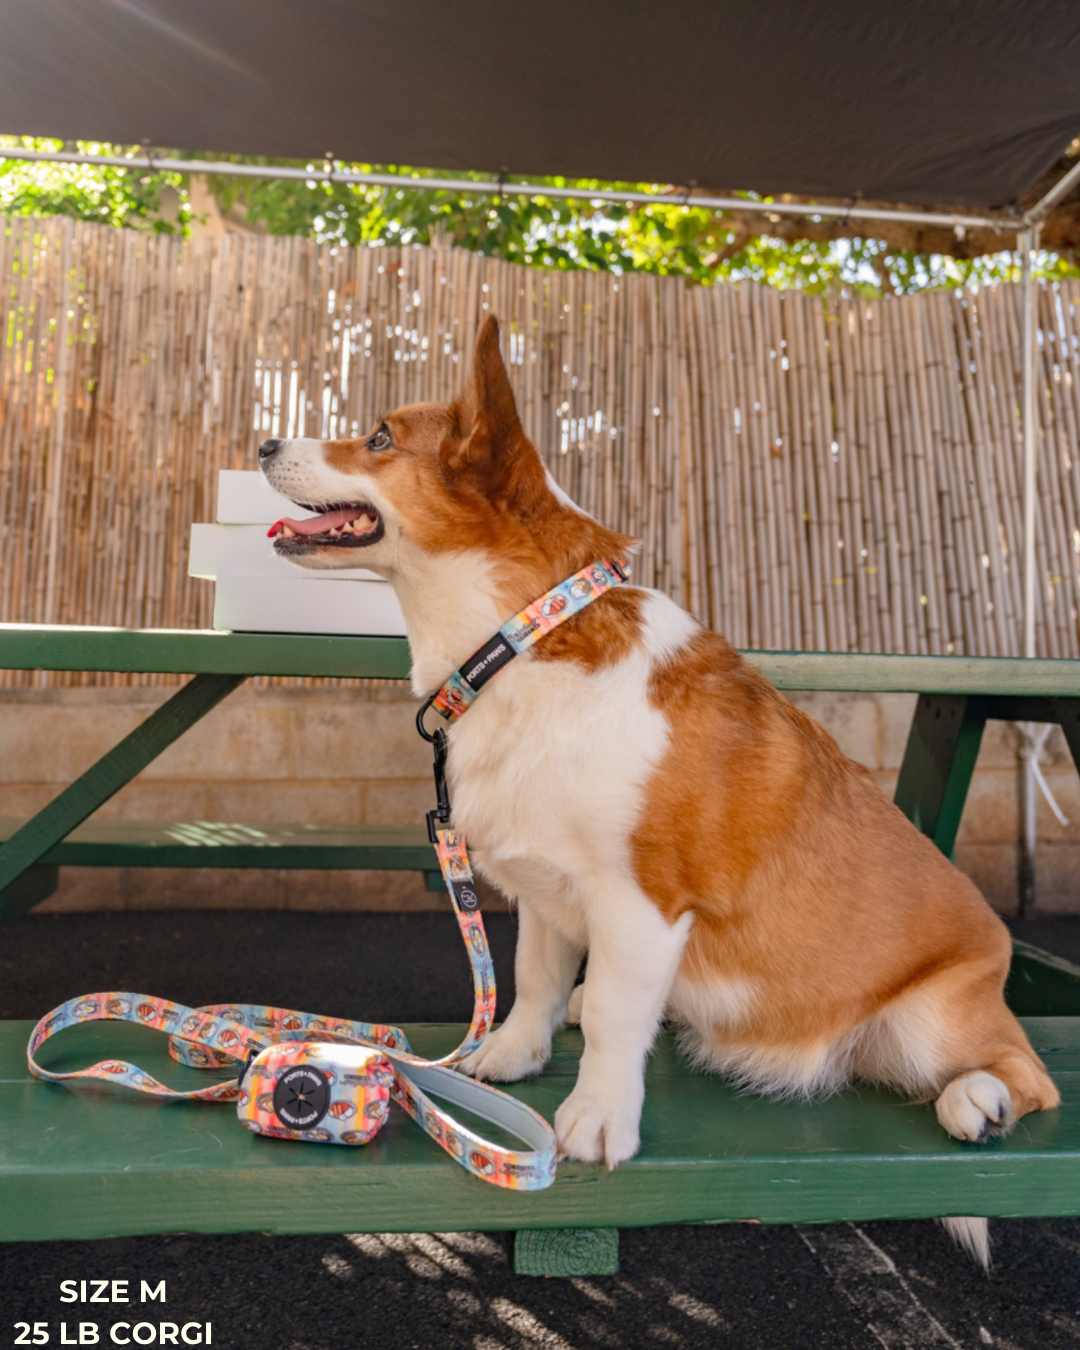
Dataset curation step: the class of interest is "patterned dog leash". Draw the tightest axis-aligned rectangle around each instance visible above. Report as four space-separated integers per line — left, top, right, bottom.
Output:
28 556 631 1190
26 833 556 1188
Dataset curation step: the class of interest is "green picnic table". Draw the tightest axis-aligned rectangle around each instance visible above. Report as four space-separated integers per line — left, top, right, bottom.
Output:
2 623 1080 1276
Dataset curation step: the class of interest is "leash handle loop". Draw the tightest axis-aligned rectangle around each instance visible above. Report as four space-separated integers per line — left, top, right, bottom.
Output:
26 994 267 1101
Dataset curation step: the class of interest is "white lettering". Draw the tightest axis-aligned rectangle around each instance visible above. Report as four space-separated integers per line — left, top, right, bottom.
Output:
465 643 509 685
60 1325 77 1345
80 1325 100 1344
140 1283 165 1304
59 1280 129 1305
104 1322 207 1346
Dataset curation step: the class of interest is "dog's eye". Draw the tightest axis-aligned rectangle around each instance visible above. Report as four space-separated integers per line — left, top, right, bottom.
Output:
368 424 392 451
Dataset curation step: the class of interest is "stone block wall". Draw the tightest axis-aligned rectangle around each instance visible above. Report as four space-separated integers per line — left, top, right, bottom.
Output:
1 684 442 912
2 684 1078 914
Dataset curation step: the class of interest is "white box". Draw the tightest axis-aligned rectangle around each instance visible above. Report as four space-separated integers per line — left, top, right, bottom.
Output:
216 469 301 525
212 575 406 637
188 524 381 582
190 469 404 637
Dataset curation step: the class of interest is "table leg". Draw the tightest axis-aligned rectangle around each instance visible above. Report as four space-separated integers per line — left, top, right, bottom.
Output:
512 1228 619 1277
893 695 987 857
0 673 245 925
1051 697 1080 777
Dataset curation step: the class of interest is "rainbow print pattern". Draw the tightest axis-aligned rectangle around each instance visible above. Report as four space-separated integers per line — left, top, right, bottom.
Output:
237 1040 392 1146
432 557 631 720
26 992 262 1101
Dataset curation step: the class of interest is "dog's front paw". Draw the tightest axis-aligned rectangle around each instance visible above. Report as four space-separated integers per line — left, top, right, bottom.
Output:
936 1071 1015 1141
459 1024 551 1083
554 1087 641 1169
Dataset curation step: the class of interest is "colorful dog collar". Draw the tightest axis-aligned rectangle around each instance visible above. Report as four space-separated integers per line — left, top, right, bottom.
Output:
430 557 631 721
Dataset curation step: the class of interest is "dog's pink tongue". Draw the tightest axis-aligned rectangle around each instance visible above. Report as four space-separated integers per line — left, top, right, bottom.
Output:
267 507 357 539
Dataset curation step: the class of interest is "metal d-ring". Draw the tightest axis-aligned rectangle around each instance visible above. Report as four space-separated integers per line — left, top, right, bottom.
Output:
416 694 440 744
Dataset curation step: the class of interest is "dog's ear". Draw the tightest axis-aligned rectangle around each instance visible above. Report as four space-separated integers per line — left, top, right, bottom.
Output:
443 317 544 504
458 316 522 446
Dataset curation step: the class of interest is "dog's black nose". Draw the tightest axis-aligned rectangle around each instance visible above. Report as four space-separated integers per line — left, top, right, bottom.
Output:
259 438 284 460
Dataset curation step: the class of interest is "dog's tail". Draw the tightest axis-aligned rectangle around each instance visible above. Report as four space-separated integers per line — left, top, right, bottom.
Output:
939 1216 990 1269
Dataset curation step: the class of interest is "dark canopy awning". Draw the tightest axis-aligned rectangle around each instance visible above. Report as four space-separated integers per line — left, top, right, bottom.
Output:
1 0 1079 209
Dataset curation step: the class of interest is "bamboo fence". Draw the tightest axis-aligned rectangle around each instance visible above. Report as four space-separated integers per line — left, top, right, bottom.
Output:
2 215 1080 687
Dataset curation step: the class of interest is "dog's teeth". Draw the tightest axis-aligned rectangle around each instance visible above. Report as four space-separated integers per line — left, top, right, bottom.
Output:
281 525 296 538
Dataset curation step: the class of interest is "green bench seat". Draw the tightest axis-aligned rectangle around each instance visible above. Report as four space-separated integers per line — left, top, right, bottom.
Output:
6 1017 1080 1258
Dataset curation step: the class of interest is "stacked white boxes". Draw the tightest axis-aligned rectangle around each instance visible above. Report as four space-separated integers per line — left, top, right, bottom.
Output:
189 471 406 636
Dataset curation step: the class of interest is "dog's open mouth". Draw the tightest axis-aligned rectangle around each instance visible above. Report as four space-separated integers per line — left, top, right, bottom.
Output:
267 503 384 551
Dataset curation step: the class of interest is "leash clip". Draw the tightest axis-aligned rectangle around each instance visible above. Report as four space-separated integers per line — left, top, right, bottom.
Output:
237 1044 259 1089
418 697 452 844
426 731 451 844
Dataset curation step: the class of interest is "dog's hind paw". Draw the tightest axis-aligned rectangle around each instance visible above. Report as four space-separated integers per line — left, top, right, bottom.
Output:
459 1024 550 1083
936 1071 1015 1142
554 1087 641 1169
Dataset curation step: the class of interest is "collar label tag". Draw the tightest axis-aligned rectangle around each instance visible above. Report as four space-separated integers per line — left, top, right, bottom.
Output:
461 632 517 691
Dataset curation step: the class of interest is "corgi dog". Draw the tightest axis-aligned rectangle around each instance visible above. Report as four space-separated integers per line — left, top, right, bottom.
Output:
260 316 1058 1264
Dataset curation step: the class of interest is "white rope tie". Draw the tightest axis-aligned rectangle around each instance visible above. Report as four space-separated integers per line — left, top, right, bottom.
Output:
1020 723 1069 827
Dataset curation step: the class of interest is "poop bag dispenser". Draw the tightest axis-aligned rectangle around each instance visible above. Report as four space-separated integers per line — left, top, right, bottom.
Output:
237 1040 394 1144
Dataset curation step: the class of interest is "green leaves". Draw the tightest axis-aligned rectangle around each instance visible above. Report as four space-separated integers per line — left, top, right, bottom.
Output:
1 137 1074 295
0 137 191 234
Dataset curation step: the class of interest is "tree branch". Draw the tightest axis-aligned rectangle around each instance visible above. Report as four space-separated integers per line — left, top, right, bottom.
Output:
687 149 1080 260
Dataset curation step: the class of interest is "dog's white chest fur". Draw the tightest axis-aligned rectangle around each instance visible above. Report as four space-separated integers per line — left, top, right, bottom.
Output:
443 590 695 941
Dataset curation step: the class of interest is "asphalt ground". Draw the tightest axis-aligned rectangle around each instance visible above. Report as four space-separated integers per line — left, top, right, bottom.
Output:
3 908 1080 1350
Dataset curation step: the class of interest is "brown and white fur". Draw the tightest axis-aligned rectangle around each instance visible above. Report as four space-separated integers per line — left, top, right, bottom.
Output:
260 317 1059 1266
